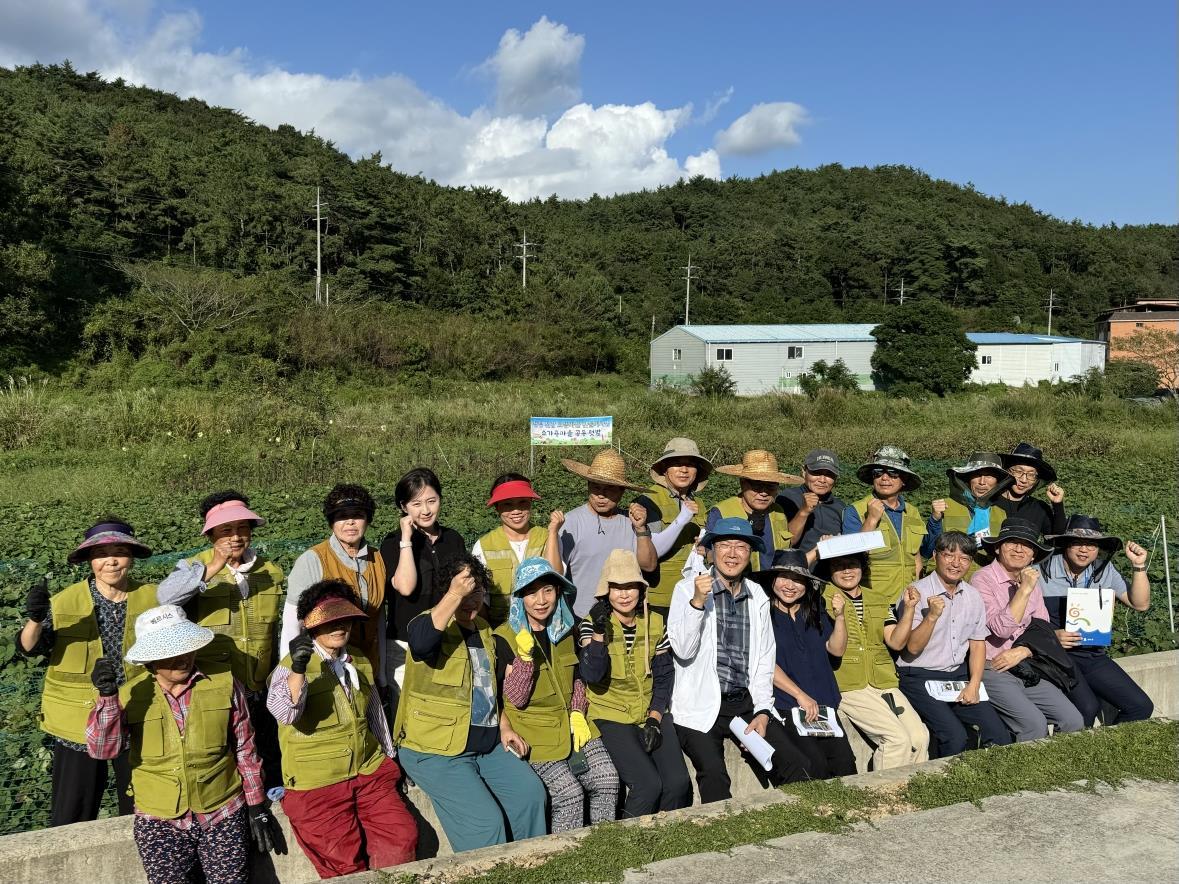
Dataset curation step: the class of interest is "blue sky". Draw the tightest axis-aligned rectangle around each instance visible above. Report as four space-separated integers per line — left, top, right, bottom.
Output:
1 1 1174 223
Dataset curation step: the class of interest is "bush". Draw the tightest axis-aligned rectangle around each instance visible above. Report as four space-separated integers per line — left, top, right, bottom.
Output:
1106 359 1160 398
871 300 977 396
798 359 860 399
690 365 737 398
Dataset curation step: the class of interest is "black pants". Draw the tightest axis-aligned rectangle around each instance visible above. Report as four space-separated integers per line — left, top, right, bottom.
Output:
675 691 813 804
247 691 282 791
595 715 693 818
1066 650 1154 727
50 741 133 827
897 665 1013 759
776 712 858 779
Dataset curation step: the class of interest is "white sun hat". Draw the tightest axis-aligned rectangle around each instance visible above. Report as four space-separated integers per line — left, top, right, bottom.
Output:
125 604 215 664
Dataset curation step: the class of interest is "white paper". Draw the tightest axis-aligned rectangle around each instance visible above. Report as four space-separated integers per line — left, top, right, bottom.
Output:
1065 587 1115 647
728 716 776 771
817 531 886 559
790 706 845 738
681 545 709 579
924 679 990 703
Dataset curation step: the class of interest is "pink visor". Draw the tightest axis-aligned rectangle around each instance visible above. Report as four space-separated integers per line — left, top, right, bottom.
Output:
202 500 267 535
486 480 541 507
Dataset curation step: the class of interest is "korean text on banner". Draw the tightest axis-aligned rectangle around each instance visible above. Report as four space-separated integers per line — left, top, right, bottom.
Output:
530 416 614 446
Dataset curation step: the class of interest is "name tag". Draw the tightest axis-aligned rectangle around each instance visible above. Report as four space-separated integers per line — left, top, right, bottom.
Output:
972 527 991 541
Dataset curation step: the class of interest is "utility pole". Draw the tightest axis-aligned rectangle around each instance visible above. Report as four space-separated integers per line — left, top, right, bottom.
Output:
1045 288 1056 336
312 187 328 305
897 277 905 305
514 229 535 289
651 315 656 339
683 254 698 326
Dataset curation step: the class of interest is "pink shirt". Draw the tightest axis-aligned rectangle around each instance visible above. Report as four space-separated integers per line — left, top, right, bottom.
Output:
971 559 1050 659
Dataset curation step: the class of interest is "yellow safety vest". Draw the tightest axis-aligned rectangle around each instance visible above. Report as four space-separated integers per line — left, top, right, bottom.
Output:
643 485 706 608
851 496 926 603
585 610 666 726
941 499 1007 576
119 666 242 819
479 526 548 627
39 579 157 744
822 585 899 692
714 497 792 572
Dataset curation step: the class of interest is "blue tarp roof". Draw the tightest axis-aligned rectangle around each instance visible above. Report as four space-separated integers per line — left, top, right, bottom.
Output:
664 325 1103 346
966 333 1101 345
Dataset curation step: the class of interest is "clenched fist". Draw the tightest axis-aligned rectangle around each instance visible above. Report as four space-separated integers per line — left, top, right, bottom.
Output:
926 595 946 619
930 499 947 522
693 573 712 607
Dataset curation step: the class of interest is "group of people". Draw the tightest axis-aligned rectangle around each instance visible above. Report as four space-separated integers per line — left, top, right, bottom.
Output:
15 439 1157 883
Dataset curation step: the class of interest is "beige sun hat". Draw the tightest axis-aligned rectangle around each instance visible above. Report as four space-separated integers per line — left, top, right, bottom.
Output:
715 450 803 486
561 448 646 491
650 437 713 491
594 548 650 598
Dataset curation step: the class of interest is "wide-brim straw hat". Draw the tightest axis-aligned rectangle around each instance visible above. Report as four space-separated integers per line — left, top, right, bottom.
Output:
855 445 922 491
650 437 713 491
125 605 214 664
68 521 152 566
1046 515 1121 553
561 448 645 491
750 549 821 590
202 499 267 535
303 596 368 631
716 450 803 486
980 517 1054 561
947 452 1015 505
595 549 649 598
1000 442 1058 484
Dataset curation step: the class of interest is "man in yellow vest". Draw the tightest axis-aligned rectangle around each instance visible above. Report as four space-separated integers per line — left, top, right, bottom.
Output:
924 452 1014 573
18 517 156 826
157 491 285 786
632 438 712 616
842 446 927 603
706 449 801 572
473 474 564 627
86 604 283 884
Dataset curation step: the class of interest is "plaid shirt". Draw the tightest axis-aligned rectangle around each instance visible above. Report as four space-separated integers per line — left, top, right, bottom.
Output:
87 671 264 829
712 574 752 695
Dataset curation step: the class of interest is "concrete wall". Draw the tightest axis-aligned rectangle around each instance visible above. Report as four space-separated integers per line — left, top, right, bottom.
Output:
2 650 1175 884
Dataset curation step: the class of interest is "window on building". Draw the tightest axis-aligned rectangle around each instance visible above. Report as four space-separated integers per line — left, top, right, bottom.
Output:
1054 362 1060 372
672 348 682 361
787 346 803 359
1136 322 1145 328
716 348 733 361
980 355 993 365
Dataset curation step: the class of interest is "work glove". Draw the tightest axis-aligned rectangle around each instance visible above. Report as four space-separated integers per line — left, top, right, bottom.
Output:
640 715 663 754
91 658 120 697
515 627 535 660
589 598 612 636
23 578 50 623
570 710 592 752
248 802 286 855
288 630 315 675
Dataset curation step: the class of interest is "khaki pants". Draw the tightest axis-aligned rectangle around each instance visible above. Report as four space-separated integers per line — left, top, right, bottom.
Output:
837 685 930 770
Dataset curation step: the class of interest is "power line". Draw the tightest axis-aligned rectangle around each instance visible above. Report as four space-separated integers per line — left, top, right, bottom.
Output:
514 229 536 289
682 254 698 326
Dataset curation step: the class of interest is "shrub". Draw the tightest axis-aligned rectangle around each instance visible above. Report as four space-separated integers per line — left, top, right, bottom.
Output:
1106 359 1161 398
798 358 860 399
690 365 737 398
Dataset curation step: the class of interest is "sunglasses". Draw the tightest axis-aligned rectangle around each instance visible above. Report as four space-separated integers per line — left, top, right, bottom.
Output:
871 468 903 479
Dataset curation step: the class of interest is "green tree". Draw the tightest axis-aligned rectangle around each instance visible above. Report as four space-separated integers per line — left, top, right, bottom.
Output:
690 365 736 398
798 358 860 398
870 299 977 396
1105 359 1161 398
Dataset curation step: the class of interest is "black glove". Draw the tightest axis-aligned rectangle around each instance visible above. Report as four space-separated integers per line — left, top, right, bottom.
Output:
91 658 120 697
589 598 612 635
640 715 663 754
23 578 50 623
289 630 314 675
248 803 286 855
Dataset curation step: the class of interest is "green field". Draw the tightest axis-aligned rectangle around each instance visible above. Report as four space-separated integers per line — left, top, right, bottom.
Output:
0 375 1176 834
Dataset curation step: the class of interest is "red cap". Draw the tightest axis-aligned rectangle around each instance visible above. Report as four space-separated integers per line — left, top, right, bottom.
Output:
486 479 541 507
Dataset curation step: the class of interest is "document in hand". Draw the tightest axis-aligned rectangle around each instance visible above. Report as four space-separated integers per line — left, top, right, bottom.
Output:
790 705 845 738
817 531 886 559
728 717 776 771
924 680 990 703
1065 587 1115 647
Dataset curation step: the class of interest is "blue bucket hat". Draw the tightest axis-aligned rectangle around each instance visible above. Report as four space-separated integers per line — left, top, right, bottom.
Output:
699 516 766 554
508 557 576 643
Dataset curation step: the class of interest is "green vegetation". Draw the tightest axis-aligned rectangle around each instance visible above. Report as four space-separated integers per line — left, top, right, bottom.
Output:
870 299 978 397
799 358 860 398
385 720 1179 884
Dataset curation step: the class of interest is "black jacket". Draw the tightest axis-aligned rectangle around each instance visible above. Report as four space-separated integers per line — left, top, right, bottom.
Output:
1011 617 1077 691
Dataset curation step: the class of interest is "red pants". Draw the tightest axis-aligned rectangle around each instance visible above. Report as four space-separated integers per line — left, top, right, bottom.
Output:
282 757 418 878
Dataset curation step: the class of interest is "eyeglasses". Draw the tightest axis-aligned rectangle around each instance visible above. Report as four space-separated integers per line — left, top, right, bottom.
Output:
712 540 750 553
1008 468 1039 481
871 468 902 479
937 551 974 564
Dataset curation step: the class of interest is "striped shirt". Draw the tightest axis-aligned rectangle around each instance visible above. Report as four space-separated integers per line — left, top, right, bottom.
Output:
712 576 752 695
575 621 673 656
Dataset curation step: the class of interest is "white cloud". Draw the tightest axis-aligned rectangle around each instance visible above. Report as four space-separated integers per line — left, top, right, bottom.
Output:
696 87 734 124
1 3 732 199
483 16 583 118
715 101 810 155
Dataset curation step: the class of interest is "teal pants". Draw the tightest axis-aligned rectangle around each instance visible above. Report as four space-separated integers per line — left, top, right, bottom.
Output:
398 745 548 852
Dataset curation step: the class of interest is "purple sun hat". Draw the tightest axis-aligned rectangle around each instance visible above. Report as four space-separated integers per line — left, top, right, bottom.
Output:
67 519 152 566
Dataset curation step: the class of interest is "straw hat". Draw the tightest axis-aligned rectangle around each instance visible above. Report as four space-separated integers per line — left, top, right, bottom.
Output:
561 448 645 491
650 437 713 491
125 605 214 664
715 450 803 486
595 549 649 598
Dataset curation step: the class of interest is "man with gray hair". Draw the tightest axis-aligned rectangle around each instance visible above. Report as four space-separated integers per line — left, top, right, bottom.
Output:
780 449 846 553
895 531 1013 758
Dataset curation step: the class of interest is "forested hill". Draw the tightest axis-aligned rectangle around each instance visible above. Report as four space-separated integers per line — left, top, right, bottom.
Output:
1 63 1174 379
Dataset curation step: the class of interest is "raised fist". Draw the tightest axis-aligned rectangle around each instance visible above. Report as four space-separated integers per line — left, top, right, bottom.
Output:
930 499 947 521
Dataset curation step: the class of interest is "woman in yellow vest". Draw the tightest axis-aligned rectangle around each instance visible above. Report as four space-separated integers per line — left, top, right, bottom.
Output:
268 580 417 878
86 604 282 884
394 554 548 852
923 452 1013 574
706 449 801 571
842 446 927 603
472 474 563 627
578 549 691 817
157 491 285 785
282 484 387 673
496 556 619 832
17 517 156 826
632 438 712 616
816 551 930 769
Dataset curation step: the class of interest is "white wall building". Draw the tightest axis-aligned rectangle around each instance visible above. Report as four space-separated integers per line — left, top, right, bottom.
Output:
650 325 1106 394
